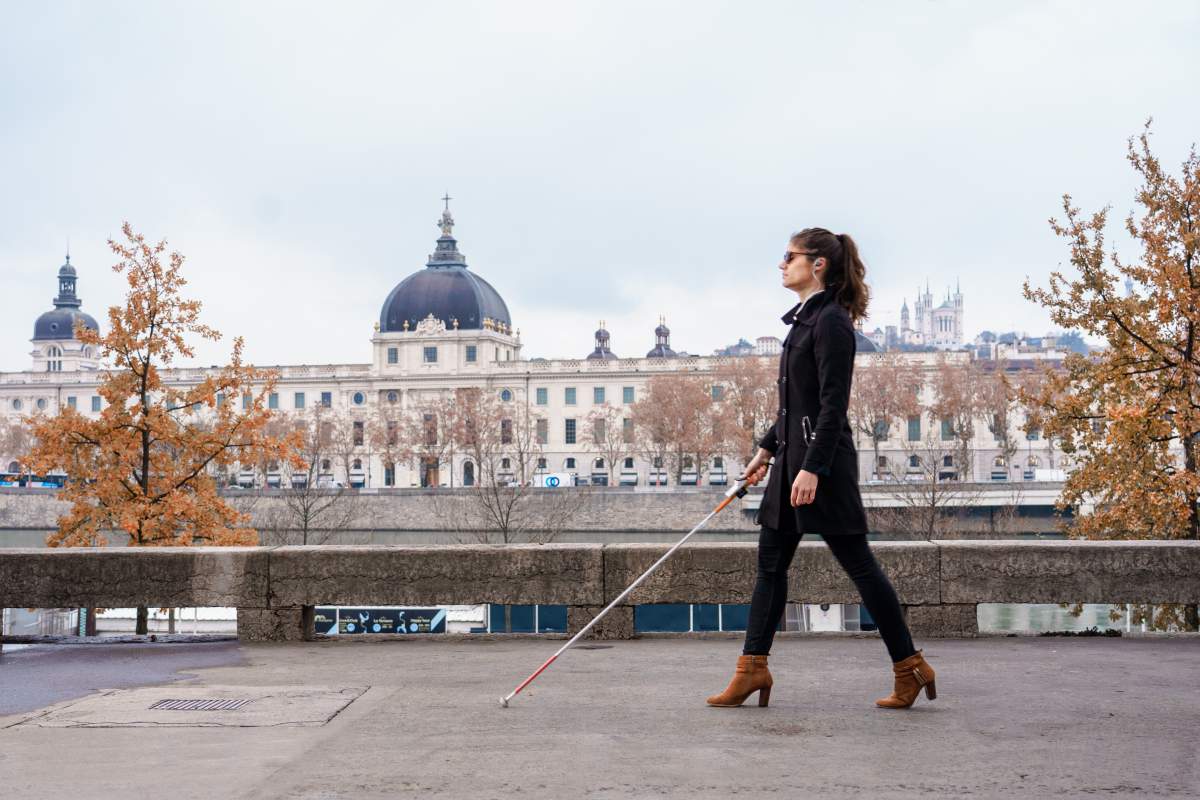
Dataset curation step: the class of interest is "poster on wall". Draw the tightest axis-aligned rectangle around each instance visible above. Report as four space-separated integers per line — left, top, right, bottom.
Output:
313 607 447 635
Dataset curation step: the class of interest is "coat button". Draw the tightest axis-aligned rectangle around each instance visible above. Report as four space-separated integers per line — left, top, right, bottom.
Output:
781 377 788 384
780 409 787 416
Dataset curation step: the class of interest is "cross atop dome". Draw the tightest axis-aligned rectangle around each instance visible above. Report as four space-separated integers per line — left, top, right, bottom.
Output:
438 193 455 237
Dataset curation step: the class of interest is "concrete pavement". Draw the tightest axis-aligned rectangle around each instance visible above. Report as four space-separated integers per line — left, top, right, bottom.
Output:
1 636 1197 798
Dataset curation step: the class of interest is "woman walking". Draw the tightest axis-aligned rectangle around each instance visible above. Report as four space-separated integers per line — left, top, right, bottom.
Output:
706 227 936 710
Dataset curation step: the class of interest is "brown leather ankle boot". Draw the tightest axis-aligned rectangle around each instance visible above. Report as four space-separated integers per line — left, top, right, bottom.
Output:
706 654 773 708
875 650 936 709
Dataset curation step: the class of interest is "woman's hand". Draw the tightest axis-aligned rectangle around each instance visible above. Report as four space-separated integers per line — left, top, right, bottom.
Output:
791 469 819 507
737 448 772 486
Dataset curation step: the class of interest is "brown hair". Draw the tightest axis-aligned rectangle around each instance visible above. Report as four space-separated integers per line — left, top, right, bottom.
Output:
791 227 870 324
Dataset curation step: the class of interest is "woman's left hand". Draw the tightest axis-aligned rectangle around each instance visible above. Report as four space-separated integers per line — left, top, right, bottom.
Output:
790 470 819 507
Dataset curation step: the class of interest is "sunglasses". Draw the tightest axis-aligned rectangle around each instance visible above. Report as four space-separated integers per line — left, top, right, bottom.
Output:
783 250 816 265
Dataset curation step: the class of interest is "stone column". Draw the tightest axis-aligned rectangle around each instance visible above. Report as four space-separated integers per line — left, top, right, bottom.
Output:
904 604 978 637
237 606 314 642
568 605 635 640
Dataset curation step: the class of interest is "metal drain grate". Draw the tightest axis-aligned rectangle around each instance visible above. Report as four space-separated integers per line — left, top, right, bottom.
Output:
149 698 252 712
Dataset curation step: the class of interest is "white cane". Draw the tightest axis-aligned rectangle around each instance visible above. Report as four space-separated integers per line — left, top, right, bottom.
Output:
499 469 765 707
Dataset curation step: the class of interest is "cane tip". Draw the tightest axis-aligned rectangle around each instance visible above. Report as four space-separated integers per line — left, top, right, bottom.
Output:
499 697 509 708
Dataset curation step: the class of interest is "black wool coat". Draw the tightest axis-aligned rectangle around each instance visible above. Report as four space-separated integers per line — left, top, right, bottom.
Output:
755 289 869 535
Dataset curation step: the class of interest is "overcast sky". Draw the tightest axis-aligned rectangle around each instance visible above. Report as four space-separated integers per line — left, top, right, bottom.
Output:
1 1 1197 370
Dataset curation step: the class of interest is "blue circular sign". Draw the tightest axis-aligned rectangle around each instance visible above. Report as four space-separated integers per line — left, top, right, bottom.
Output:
546 476 560 487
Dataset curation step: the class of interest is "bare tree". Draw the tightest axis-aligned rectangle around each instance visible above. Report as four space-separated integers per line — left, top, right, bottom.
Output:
630 374 713 484
438 390 580 543
931 354 986 481
399 393 460 488
712 356 777 464
870 432 986 539
848 352 923 480
257 407 363 545
586 403 635 485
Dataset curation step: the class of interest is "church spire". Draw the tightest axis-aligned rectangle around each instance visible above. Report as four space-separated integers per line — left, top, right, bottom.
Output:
428 194 467 268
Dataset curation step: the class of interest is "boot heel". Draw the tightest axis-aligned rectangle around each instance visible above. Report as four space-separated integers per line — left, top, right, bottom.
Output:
758 686 771 707
924 680 937 701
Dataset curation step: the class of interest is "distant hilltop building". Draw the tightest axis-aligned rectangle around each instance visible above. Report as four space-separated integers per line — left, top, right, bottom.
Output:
901 280 964 350
859 280 963 353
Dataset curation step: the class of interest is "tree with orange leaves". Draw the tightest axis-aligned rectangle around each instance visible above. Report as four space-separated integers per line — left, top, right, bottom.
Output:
26 223 297 632
1023 123 1199 629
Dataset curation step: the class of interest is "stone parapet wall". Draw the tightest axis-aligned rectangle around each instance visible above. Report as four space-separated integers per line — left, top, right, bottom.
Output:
2 541 1196 644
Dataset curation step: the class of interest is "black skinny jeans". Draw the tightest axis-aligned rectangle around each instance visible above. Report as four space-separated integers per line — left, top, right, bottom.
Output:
742 525 917 663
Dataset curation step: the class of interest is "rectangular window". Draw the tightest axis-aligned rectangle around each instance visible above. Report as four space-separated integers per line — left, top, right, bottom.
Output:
466 345 477 363
387 420 398 446
872 420 889 439
536 387 548 405
711 385 725 401
622 418 634 444
565 387 576 405
907 415 921 441
216 393 225 407
500 418 513 445
387 347 398 364
1026 427 1041 441
623 386 635 404
423 346 438 364
294 392 306 409
565 418 577 445
268 393 279 410
242 393 252 410
384 463 395 487
353 420 364 446
940 418 953 440
321 391 332 408
593 386 605 404
593 418 606 444
536 418 548 444
91 396 102 412
66 396 76 409
423 413 437 446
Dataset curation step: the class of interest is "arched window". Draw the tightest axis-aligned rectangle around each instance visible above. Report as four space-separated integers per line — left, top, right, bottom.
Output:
594 458 605 469
386 390 399 404
624 457 634 469
320 459 331 471
7 461 20 473
908 455 921 468
463 461 475 486
1028 455 1040 468
993 456 1006 467
352 458 362 470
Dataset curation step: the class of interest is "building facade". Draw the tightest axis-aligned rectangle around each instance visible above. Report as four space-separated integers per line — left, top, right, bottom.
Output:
2 205 1068 488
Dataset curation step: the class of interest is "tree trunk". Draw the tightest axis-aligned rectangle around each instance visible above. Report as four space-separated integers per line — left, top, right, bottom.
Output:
168 607 176 635
136 605 149 635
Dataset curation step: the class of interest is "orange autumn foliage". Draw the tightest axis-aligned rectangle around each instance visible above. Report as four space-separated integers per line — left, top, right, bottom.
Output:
26 223 300 548
1023 124 1200 548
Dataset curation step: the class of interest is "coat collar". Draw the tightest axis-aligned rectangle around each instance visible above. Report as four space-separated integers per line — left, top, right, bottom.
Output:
781 288 831 326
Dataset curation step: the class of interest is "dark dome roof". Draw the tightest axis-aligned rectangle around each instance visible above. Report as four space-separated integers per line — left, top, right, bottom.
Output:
379 208 512 333
380 265 511 332
34 308 99 341
33 254 99 341
854 331 877 353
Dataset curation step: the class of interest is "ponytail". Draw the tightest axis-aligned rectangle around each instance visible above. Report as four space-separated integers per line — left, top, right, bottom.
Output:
790 228 870 324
